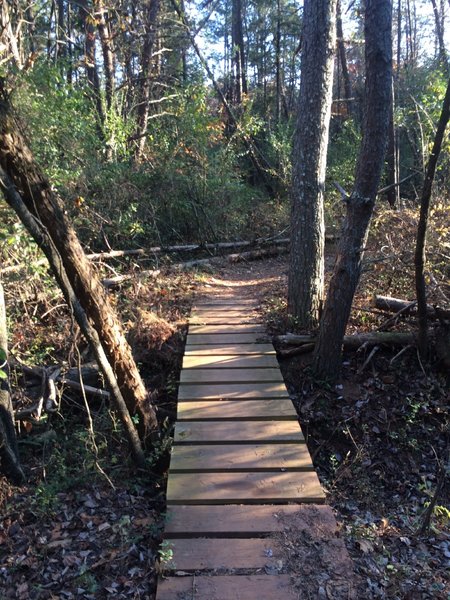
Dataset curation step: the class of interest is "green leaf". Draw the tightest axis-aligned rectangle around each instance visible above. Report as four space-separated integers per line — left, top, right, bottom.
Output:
0 348 6 362
0 369 8 380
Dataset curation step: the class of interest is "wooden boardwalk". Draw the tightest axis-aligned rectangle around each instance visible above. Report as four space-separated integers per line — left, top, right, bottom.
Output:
156 297 326 599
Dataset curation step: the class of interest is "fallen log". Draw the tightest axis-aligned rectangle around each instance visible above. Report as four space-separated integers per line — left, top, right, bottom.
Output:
174 244 290 270
101 269 160 289
58 378 110 400
275 331 418 350
87 237 291 261
374 295 450 320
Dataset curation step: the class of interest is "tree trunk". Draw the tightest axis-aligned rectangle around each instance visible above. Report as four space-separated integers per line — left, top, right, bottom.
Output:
431 0 448 70
288 0 337 328
134 0 161 162
231 0 247 104
313 0 393 382
336 0 352 116
275 0 282 122
0 169 147 466
79 0 104 127
386 78 400 206
0 86 159 439
94 0 115 113
414 76 450 357
0 282 25 483
0 0 23 69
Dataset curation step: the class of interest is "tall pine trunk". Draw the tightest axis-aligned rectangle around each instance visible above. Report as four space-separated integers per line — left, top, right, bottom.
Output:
288 0 337 328
134 0 160 161
313 0 393 382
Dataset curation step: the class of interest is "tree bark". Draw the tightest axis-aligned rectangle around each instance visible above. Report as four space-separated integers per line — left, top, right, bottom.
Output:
288 0 337 328
0 84 159 439
414 76 450 357
0 282 25 483
0 166 147 466
375 295 450 320
134 0 161 161
231 0 247 104
94 0 116 113
78 0 104 127
313 0 393 382
336 0 352 116
0 0 23 69
386 78 400 206
431 0 448 71
277 331 417 350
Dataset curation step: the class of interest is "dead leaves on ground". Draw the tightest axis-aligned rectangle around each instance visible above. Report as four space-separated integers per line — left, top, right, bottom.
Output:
0 484 160 599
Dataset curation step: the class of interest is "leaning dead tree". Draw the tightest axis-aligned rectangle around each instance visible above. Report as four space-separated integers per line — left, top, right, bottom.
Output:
0 81 159 455
414 76 450 358
0 282 25 483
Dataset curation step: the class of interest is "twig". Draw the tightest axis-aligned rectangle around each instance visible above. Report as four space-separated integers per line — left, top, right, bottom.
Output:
377 172 416 195
389 345 413 365
357 345 379 374
334 181 349 202
416 454 448 535
378 301 417 331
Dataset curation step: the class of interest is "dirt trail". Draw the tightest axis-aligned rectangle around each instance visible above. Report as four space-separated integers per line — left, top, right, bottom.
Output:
194 256 288 302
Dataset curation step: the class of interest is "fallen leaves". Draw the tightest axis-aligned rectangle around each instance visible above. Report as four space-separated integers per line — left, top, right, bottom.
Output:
0 484 160 599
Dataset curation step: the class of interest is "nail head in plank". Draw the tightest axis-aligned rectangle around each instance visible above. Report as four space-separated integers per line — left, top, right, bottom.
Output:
161 537 281 571
170 443 314 472
156 574 296 600
182 354 279 369
180 368 284 384
186 333 268 345
178 382 288 400
177 399 297 421
174 420 303 444
166 471 324 504
164 504 335 537
184 344 276 356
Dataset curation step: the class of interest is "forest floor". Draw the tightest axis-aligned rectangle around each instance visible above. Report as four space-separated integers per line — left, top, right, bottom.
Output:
0 205 449 599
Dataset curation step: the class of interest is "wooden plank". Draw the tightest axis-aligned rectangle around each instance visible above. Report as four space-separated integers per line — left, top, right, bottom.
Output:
177 399 297 421
191 305 258 316
184 344 275 356
194 298 258 306
188 324 264 334
170 443 313 472
189 316 262 325
164 504 333 537
160 538 281 571
189 310 261 321
166 471 324 504
156 575 296 600
178 382 288 400
180 368 283 384
186 333 268 345
173 421 303 444
164 504 337 537
182 354 279 369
